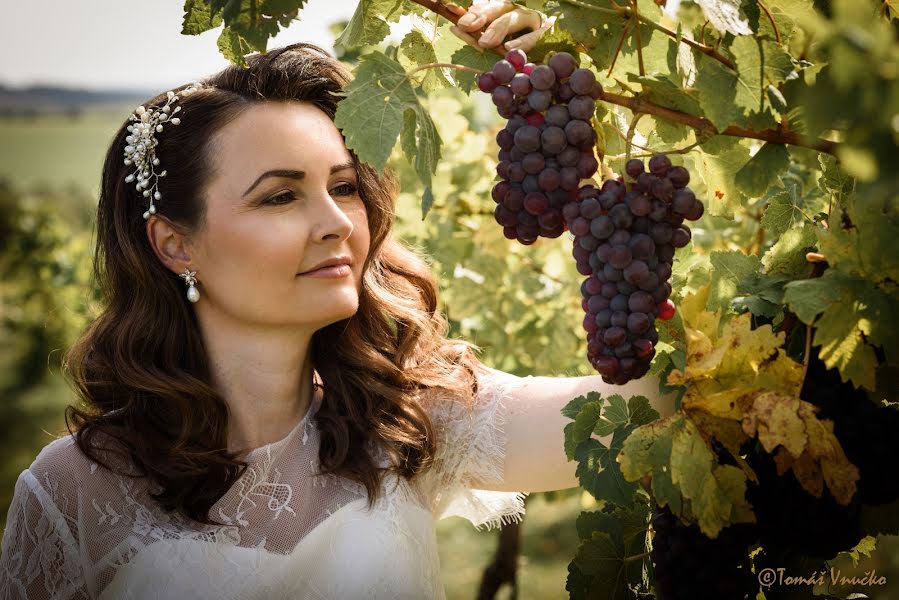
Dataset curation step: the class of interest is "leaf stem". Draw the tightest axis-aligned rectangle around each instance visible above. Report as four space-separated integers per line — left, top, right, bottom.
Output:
631 0 645 77
408 62 484 76
757 0 781 44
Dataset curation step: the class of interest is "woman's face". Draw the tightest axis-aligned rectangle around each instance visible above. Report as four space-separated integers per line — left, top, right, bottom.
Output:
187 100 370 332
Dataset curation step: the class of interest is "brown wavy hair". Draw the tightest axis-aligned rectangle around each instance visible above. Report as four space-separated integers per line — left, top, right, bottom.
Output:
63 43 483 525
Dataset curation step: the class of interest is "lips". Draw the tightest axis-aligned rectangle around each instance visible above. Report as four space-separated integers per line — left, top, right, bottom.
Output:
299 256 353 275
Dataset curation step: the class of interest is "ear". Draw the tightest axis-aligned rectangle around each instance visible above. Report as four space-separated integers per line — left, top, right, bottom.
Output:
146 216 195 276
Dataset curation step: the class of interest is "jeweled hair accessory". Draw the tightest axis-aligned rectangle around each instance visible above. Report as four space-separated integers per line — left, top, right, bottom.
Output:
123 82 204 220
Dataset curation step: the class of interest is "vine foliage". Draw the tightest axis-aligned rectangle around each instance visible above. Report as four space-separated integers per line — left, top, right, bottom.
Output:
181 0 899 597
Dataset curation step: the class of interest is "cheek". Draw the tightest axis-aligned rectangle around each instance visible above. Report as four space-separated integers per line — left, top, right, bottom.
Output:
202 217 307 280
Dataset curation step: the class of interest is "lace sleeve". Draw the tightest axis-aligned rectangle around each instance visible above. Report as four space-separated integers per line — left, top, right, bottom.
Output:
1 469 90 600
420 365 530 531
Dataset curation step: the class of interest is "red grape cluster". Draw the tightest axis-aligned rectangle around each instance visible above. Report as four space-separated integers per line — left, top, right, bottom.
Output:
479 50 602 244
566 154 704 384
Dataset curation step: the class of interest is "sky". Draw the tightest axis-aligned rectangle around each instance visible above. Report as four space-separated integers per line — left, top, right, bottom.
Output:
1 0 683 91
0 0 361 91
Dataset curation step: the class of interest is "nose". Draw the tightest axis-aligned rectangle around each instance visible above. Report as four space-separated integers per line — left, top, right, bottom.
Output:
313 191 355 242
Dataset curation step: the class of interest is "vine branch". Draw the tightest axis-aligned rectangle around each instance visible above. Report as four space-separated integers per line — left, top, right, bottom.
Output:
408 0 839 154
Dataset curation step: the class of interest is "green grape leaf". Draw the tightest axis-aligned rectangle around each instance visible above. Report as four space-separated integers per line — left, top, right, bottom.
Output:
818 153 856 208
449 45 498 94
182 0 224 35
690 137 753 218
734 143 791 199
708 250 762 314
761 223 817 277
575 429 640 508
594 394 660 438
217 27 255 65
760 178 825 239
398 30 453 92
570 531 631 598
335 0 405 51
334 52 442 211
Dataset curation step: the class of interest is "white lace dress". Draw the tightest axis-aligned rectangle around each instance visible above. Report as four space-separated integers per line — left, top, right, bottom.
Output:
0 366 530 600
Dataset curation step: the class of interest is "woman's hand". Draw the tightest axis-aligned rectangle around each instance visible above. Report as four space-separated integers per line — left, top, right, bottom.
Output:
446 0 556 54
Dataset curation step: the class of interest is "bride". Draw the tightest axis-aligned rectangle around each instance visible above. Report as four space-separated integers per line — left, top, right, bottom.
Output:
1 10 672 600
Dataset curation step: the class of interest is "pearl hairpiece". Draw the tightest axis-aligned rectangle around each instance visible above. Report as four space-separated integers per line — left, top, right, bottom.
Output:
123 82 204 220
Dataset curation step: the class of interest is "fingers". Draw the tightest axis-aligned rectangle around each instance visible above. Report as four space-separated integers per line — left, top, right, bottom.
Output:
503 15 556 53
477 8 542 48
455 0 514 33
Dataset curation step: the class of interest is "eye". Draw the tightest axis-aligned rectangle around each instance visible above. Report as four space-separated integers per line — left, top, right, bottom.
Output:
332 183 358 196
265 190 296 205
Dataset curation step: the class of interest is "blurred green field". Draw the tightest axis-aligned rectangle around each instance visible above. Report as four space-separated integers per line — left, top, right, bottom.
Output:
0 107 130 191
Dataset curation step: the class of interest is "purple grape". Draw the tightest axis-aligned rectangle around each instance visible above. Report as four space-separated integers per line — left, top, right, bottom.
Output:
610 311 628 328
508 162 525 182
514 125 541 153
492 86 513 108
492 181 510 203
596 243 612 262
590 215 614 239
596 309 613 328
625 192 651 216
608 229 630 246
628 291 655 313
538 168 561 191
603 263 623 281
530 64 556 90
522 152 545 174
610 294 629 312
496 160 511 179
527 89 552 112
560 167 580 191
505 49 527 71
568 95 596 121
580 197 602 219
651 177 674 200
576 153 599 178
625 159 644 178
478 72 498 93
627 312 651 335
546 105 570 128
624 260 649 285
668 165 690 188
542 126 568 154
603 326 627 346
510 73 532 96
628 233 655 259
686 200 704 221
569 68 596 95
565 119 594 148
506 187 524 211
496 128 514 149
672 188 696 214
608 245 633 269
648 153 672 176
548 52 577 79
671 226 691 248
493 60 516 84
562 201 581 223
538 209 562 229
523 192 548 215
558 82 575 102
650 222 673 245
579 235 599 251
609 204 633 229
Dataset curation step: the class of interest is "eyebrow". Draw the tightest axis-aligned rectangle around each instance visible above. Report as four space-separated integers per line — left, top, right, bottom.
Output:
242 161 356 197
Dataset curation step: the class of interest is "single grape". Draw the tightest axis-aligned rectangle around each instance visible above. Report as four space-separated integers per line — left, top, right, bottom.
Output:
523 192 549 215
522 152 546 174
609 204 634 229
525 112 545 127
569 68 597 95
538 168 561 192
527 89 552 112
651 177 674 200
628 291 655 313
568 95 595 121
590 215 614 239
627 312 651 335
505 49 527 71
658 299 676 320
648 153 672 176
667 165 690 188
625 192 651 217
530 64 556 90
546 105 570 128
514 125 541 153
672 188 696 214
625 159 644 178
548 51 577 79
542 126 568 154
608 245 633 269
624 260 649 285
580 197 603 219
492 86 513 108
671 226 691 248
557 82 575 102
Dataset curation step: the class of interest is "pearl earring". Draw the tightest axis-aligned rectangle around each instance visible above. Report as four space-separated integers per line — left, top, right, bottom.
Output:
179 268 200 303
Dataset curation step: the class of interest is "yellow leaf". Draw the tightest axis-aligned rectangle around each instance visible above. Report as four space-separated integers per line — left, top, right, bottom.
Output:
746 394 860 505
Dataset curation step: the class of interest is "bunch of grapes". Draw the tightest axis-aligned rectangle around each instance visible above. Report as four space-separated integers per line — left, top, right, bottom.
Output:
650 504 759 600
479 49 602 244
566 154 704 384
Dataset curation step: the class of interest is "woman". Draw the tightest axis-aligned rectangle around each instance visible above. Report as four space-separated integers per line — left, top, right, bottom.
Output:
0 10 671 600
